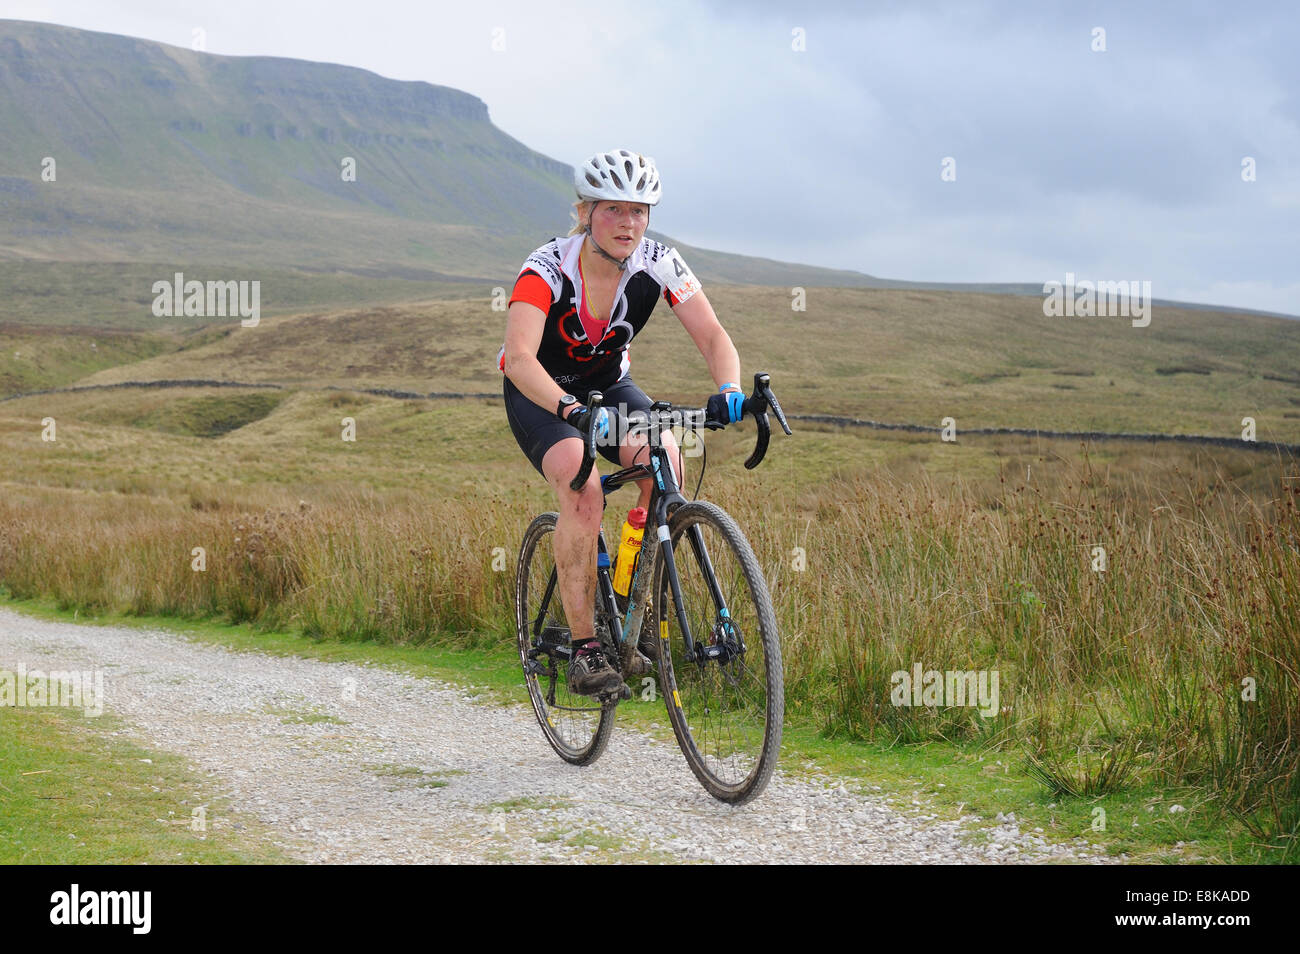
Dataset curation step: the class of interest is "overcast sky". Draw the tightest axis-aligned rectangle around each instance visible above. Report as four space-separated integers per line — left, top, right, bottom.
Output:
8 0 1299 315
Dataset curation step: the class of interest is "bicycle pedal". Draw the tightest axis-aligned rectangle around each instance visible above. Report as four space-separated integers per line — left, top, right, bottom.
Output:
595 683 631 705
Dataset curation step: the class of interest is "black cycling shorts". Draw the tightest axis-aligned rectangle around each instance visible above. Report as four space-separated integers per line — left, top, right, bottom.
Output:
503 375 655 478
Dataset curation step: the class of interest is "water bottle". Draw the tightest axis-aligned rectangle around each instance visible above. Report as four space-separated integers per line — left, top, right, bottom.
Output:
612 507 647 601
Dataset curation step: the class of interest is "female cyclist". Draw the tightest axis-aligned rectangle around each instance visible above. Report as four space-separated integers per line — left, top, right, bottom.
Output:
498 149 748 696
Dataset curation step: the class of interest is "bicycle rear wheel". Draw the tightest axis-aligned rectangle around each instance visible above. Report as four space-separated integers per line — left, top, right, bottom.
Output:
516 512 616 765
653 501 783 804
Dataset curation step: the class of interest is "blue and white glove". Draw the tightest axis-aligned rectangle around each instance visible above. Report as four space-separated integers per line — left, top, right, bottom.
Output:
706 384 745 426
566 406 610 440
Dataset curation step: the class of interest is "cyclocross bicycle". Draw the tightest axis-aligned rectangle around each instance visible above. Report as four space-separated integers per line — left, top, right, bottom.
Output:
514 372 792 804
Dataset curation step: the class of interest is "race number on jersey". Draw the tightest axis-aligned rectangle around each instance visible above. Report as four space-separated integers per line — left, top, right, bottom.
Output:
652 247 701 305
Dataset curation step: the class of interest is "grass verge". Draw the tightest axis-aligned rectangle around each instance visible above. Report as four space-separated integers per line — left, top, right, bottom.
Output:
0 699 291 864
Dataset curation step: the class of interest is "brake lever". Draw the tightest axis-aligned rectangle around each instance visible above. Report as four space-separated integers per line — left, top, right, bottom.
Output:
761 382 792 435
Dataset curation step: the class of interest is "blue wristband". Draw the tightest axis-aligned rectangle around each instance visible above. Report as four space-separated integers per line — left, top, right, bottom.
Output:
719 382 740 392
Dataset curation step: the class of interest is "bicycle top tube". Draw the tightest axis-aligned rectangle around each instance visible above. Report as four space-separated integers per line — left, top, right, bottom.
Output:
599 442 685 515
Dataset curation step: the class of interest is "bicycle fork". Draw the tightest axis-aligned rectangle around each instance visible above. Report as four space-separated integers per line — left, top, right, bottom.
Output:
621 518 742 668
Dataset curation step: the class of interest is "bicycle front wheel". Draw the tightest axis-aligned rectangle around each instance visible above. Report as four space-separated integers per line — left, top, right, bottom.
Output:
516 512 616 765
653 501 783 804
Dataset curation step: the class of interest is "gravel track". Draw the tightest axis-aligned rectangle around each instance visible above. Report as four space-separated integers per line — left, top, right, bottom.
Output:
0 608 1116 864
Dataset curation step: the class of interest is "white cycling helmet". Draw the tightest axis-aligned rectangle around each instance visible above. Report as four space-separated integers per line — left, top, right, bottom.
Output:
575 149 662 206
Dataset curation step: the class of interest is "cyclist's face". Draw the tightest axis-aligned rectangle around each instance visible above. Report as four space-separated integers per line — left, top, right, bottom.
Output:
590 200 648 254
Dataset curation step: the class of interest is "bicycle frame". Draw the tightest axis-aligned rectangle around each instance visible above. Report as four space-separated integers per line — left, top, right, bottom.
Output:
595 407 728 668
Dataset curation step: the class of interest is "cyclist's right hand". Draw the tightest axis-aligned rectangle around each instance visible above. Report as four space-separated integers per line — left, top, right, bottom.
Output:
565 405 610 441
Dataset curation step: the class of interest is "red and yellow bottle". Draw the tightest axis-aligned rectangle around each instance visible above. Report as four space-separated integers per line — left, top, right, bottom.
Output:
612 507 647 599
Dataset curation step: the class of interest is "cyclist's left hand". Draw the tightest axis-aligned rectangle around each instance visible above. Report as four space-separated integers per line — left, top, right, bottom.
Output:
706 388 745 426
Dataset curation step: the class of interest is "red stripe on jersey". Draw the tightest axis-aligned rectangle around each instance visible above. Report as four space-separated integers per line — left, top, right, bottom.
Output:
509 271 554 313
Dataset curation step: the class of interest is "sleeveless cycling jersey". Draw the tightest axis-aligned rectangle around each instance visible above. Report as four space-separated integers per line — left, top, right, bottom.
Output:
496 233 702 390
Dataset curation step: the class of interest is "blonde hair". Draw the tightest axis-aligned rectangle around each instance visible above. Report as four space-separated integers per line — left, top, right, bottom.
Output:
567 199 593 236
